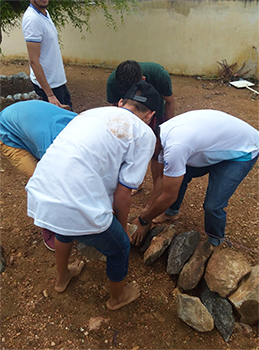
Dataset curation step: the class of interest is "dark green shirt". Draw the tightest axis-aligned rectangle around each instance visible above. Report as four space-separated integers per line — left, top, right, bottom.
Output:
107 62 173 123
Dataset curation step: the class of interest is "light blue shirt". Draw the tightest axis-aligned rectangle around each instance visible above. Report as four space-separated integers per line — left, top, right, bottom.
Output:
0 100 77 159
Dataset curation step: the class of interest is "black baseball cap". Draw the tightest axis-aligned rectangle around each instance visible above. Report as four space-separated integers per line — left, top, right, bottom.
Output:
124 81 161 115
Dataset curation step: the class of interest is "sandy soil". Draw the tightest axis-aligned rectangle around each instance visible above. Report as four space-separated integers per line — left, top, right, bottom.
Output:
0 60 258 350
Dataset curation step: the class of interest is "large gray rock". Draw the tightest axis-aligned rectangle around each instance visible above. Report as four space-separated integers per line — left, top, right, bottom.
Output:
201 281 235 342
13 93 23 101
143 225 177 265
204 249 251 297
178 240 213 291
176 293 214 332
229 265 259 326
166 231 201 275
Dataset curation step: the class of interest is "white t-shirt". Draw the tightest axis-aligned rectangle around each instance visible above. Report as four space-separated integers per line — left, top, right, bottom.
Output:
26 107 156 235
159 109 259 177
22 4 66 88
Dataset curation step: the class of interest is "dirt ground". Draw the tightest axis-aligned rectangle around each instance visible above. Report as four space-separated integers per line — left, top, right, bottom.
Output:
0 60 259 350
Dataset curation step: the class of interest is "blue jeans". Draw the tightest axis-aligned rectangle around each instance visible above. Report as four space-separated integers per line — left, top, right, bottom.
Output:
55 215 130 282
166 155 259 246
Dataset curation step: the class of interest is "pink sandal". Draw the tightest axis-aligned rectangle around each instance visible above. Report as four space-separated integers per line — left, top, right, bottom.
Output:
41 228 55 252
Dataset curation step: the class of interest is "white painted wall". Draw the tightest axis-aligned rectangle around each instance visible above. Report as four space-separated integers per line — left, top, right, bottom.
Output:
1 0 258 77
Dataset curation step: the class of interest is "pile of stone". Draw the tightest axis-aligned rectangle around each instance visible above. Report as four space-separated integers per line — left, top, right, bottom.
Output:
78 223 258 341
134 224 258 342
0 72 41 103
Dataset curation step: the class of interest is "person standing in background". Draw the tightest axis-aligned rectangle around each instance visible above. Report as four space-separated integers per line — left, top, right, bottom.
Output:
22 0 73 110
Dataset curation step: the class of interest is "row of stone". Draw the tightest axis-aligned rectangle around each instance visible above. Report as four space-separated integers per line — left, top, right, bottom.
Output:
47 221 258 342
1 91 40 103
1 72 32 96
1 72 41 103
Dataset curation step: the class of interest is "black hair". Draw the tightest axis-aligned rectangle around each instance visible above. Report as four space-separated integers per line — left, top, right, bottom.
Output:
122 98 149 114
115 60 143 95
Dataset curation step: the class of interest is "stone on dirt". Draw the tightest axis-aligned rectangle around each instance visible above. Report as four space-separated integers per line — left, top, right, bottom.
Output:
234 322 253 334
178 240 213 291
88 317 109 331
204 249 251 297
166 231 201 275
13 93 23 101
176 293 214 332
228 265 259 326
1 72 33 97
201 281 235 342
143 225 177 265
140 225 166 253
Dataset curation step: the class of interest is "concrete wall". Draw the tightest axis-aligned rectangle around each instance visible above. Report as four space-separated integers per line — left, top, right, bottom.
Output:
1 0 258 77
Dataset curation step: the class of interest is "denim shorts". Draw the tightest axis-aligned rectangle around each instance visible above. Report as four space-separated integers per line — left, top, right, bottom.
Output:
55 215 130 282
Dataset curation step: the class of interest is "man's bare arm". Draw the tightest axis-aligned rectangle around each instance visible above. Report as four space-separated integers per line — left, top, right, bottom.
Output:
163 94 175 120
26 41 62 106
131 175 184 246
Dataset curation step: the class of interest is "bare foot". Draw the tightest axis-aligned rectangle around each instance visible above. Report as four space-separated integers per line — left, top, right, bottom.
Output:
55 260 85 293
152 212 179 224
106 281 140 311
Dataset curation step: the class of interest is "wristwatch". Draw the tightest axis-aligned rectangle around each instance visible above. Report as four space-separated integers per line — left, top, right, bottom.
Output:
138 216 149 226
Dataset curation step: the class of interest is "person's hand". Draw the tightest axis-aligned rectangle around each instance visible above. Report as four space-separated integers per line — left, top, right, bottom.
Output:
131 217 152 247
48 94 62 107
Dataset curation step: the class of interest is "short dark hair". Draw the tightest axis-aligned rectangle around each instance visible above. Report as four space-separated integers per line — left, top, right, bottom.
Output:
122 98 149 114
115 60 143 95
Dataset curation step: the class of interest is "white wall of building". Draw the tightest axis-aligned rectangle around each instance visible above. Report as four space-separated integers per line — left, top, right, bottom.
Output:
1 0 258 77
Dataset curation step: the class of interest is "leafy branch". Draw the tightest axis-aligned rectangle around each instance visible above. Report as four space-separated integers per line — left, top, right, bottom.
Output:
0 0 137 44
